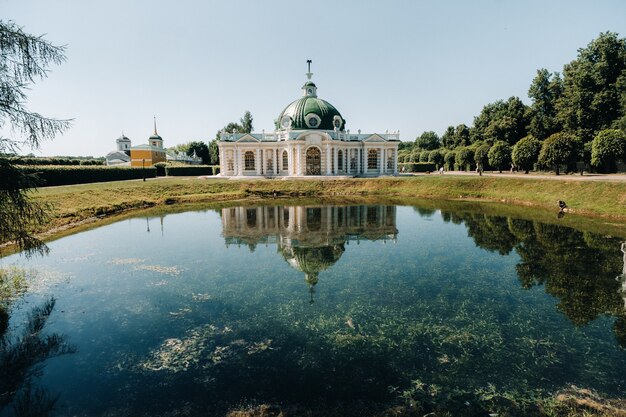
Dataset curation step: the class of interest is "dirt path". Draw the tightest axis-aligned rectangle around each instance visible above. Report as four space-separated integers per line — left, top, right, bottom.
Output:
412 171 626 181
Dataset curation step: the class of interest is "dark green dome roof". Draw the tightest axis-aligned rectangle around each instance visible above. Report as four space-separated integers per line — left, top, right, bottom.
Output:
149 134 162 140
276 96 345 131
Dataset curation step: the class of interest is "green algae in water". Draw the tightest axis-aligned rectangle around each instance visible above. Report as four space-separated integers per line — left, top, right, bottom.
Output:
1 204 625 416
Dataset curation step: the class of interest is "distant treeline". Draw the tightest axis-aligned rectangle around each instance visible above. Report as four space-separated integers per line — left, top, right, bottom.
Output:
399 32 626 174
6 156 105 166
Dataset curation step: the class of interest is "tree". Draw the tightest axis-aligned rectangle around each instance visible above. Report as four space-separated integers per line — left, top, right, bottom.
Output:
488 141 512 173
538 132 579 175
454 124 471 148
512 135 542 174
455 147 472 171
414 131 440 150
187 141 210 164
557 32 626 143
240 111 253 133
473 142 490 171
418 150 430 162
527 69 563 140
441 126 456 149
208 139 219 165
428 148 444 168
0 21 71 254
444 151 456 171
471 97 529 145
214 111 254 141
591 129 626 173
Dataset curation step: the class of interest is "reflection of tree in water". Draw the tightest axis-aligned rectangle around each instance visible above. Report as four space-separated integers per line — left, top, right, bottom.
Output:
443 211 626 346
1 268 75 416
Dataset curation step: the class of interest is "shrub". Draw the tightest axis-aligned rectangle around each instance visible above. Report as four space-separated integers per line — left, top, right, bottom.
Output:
164 165 213 176
591 129 626 173
455 147 472 171
538 132 579 175
512 135 542 174
16 166 156 186
428 149 444 168
488 140 512 173
418 151 430 162
444 151 456 171
398 162 436 173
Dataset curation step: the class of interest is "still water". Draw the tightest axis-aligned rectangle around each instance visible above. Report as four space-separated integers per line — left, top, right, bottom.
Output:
1 204 625 416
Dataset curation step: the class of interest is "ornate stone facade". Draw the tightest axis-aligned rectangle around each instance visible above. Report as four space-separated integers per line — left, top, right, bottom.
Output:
218 66 400 177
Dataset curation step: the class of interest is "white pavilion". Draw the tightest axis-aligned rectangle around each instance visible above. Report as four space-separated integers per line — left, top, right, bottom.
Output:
218 62 400 177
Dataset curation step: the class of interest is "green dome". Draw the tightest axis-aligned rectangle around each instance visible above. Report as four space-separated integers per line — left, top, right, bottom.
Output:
276 97 345 131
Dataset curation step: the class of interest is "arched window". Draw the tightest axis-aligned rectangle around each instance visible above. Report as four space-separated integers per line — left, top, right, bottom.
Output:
244 151 255 170
338 150 344 171
282 150 288 171
368 149 379 170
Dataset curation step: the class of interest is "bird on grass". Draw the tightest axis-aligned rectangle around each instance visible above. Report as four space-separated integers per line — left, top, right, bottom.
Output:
558 200 567 212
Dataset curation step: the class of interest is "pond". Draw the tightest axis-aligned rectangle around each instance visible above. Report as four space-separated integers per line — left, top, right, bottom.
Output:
1 203 625 416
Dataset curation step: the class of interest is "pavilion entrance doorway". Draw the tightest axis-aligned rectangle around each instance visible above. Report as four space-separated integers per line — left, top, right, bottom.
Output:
306 147 321 175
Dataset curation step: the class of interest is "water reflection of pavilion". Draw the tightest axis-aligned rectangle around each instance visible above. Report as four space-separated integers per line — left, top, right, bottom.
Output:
221 205 398 301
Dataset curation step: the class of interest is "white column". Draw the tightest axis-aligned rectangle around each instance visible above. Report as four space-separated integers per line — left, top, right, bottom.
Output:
325 143 331 175
235 148 240 176
363 147 368 174
382 148 387 174
288 146 293 175
347 149 351 175
379 147 384 174
255 149 260 176
297 144 302 176
357 148 361 174
393 148 398 175
333 147 338 175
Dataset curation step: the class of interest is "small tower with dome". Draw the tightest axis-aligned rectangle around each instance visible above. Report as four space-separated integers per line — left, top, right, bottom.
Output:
218 61 399 177
129 117 167 167
148 117 164 148
116 133 131 155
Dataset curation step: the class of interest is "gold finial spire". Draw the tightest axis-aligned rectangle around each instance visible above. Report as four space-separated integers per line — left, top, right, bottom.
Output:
153 116 158 135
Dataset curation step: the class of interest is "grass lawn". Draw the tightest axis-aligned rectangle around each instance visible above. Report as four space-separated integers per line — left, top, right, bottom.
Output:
33 175 626 225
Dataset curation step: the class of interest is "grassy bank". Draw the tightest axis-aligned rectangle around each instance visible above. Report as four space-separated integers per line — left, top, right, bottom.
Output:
0 175 612 251
33 175 626 223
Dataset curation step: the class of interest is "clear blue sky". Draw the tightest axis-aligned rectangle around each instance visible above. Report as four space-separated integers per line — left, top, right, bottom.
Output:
2 0 626 157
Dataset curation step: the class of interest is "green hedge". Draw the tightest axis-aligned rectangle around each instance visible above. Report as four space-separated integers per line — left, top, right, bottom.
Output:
153 162 168 177
17 165 156 186
398 162 436 173
165 165 213 176
8 157 105 166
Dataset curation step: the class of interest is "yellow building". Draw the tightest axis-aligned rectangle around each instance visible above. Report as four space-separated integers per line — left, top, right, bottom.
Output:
130 118 166 167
